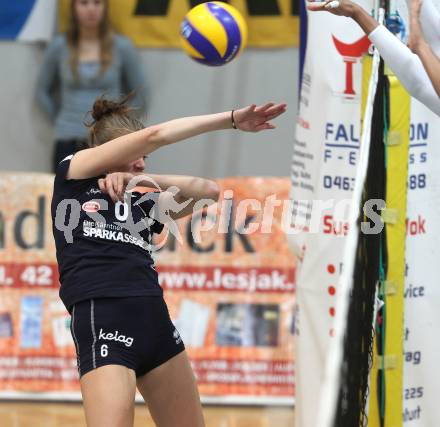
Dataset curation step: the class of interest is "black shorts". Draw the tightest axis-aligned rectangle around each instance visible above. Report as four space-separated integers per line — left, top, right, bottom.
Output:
70 296 185 378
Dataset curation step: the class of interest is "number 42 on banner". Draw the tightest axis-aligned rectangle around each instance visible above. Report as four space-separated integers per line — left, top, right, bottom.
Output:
0 265 53 286
20 265 52 286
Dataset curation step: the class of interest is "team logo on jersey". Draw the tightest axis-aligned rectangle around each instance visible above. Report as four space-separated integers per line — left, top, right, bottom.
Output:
82 201 101 213
86 188 102 196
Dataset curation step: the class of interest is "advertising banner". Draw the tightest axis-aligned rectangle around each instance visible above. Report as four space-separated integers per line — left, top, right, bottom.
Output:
292 1 440 425
401 98 440 425
58 0 299 48
393 3 440 424
0 173 296 404
289 3 372 425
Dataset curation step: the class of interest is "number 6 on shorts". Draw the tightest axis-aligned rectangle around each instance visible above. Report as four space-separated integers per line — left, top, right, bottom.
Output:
100 344 108 357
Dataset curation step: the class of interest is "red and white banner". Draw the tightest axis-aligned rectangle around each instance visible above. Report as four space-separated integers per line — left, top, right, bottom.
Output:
400 97 440 426
289 3 373 425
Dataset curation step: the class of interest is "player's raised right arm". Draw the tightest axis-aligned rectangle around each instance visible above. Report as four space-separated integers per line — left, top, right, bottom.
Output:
67 103 286 180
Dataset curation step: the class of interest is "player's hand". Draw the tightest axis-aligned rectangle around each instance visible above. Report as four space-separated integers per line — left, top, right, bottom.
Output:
233 102 287 132
307 0 357 17
408 0 424 53
98 172 133 202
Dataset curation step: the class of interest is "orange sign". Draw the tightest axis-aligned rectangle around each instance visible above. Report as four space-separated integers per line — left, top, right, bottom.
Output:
0 173 296 402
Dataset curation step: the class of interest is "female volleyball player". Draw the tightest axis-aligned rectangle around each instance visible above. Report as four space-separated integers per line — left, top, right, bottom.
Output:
308 0 440 116
51 96 286 427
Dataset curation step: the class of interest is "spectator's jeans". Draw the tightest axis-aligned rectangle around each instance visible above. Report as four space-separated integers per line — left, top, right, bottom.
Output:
53 139 87 172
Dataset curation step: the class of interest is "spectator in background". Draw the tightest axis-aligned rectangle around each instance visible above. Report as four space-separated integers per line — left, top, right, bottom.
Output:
36 0 147 172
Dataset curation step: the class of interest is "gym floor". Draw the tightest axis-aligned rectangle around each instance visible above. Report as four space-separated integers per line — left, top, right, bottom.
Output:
0 402 295 427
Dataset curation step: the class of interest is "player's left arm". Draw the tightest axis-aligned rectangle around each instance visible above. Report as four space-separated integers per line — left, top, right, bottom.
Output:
98 172 220 220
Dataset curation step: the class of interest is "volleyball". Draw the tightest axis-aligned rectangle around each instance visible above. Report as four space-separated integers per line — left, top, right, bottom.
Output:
180 1 248 66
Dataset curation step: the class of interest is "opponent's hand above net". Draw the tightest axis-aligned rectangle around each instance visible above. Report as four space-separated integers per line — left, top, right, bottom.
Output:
307 0 358 17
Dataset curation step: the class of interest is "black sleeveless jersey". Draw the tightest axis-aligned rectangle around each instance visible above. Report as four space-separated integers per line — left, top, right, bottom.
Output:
51 156 164 312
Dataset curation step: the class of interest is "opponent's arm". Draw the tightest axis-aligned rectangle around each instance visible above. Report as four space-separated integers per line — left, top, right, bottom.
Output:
369 26 440 114
68 103 286 180
307 0 378 33
308 0 440 116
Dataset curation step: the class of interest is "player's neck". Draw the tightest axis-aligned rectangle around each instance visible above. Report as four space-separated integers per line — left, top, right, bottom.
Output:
79 26 100 41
